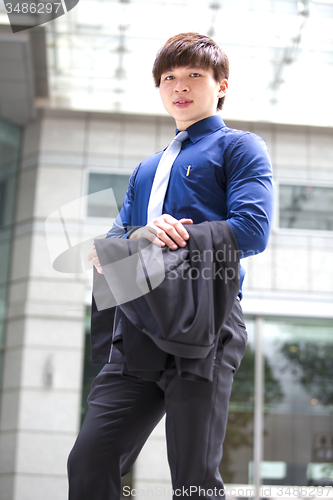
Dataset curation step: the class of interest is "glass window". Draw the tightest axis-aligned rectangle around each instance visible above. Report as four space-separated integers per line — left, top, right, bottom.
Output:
0 118 21 401
87 172 130 218
262 318 333 486
279 184 333 231
0 180 6 227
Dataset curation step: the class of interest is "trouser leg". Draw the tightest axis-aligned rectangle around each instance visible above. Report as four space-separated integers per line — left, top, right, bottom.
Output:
67 365 165 500
162 299 248 500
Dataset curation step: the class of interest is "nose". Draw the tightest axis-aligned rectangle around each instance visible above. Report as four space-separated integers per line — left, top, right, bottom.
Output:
174 79 189 92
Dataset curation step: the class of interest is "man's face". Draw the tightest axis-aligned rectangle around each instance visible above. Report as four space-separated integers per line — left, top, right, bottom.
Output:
159 66 228 130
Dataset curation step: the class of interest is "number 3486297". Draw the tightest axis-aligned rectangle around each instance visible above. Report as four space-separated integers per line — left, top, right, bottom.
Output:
5 2 62 14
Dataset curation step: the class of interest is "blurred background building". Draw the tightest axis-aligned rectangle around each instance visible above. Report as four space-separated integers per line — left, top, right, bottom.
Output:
0 1 333 499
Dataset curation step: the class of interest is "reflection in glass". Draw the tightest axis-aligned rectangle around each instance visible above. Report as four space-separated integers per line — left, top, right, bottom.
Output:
279 184 333 231
221 318 283 485
263 319 333 486
87 173 130 218
0 118 22 398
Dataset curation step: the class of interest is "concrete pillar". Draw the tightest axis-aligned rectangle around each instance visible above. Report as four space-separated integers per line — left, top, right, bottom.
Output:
0 114 86 500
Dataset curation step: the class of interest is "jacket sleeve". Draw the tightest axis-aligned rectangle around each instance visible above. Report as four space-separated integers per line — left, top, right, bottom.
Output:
106 164 141 239
224 132 274 258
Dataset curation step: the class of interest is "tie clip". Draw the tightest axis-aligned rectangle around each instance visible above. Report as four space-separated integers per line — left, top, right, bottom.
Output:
186 165 191 177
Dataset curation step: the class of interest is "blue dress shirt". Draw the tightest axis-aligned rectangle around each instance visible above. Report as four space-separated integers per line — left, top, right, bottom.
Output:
107 115 274 297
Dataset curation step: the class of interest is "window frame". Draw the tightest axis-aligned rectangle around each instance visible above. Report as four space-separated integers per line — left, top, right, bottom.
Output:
275 179 333 237
83 168 133 221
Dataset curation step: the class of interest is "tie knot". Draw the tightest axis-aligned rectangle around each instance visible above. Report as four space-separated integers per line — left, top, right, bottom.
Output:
175 131 189 143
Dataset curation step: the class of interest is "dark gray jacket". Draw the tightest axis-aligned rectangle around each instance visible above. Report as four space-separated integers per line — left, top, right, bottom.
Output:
91 221 240 382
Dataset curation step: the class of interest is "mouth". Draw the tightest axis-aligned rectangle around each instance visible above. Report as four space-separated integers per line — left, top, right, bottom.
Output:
174 99 193 108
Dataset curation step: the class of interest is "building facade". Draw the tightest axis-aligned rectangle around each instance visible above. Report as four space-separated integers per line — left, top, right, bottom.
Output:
0 108 332 500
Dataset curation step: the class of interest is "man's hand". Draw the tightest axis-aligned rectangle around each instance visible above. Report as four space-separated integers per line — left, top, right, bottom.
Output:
87 244 104 274
88 215 193 273
129 214 193 250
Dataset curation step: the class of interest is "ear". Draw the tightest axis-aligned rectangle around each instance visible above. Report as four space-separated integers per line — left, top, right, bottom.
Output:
217 78 228 98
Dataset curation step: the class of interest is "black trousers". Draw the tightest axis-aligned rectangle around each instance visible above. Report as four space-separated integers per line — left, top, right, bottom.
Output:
67 299 247 500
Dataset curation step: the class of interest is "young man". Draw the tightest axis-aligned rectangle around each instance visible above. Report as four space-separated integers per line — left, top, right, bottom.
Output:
68 33 273 499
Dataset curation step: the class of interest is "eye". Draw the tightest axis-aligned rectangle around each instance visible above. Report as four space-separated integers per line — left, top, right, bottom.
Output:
164 75 175 81
190 73 201 77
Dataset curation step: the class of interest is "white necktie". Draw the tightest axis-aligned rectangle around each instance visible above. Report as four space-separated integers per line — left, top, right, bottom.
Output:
147 130 189 223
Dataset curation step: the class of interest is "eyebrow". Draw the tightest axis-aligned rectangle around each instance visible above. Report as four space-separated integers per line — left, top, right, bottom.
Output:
161 66 203 74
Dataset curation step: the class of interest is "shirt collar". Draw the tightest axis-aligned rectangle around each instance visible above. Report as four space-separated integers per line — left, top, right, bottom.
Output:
176 115 226 144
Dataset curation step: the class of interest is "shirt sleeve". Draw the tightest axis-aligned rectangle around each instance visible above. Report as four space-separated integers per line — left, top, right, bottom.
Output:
106 164 141 239
224 132 274 258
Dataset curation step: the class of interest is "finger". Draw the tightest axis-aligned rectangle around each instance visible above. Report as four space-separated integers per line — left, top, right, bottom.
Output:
91 256 104 274
179 218 193 226
88 245 104 273
151 221 186 249
87 245 96 261
144 227 167 247
87 251 96 262
152 225 178 249
163 215 192 235
132 226 166 248
95 264 104 275
161 217 191 245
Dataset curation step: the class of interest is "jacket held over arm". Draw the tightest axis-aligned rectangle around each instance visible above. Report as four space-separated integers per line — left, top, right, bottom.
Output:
91 220 240 382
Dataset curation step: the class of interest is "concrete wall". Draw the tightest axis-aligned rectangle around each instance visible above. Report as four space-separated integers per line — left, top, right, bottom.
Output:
0 111 87 500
